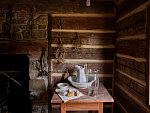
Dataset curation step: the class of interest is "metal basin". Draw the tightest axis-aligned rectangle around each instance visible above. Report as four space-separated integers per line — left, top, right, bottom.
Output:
68 75 96 89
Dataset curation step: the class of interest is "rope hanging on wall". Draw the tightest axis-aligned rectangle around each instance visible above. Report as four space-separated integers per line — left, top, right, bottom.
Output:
73 32 83 49
55 37 65 63
55 19 65 63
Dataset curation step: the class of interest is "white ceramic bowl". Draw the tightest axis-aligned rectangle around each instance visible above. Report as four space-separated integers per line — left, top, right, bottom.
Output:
57 83 69 89
68 75 96 89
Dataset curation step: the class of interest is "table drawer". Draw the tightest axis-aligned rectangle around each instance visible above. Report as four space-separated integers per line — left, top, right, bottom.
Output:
65 103 100 111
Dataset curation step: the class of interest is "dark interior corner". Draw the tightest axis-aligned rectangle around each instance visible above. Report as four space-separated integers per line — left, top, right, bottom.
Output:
0 54 31 113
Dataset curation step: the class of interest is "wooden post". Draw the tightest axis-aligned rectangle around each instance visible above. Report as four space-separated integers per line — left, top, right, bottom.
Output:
146 7 150 106
98 102 103 113
61 103 66 113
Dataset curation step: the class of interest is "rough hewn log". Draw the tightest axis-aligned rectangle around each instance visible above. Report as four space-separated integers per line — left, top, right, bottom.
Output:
116 34 146 41
51 61 113 74
52 32 115 39
116 39 146 49
117 11 146 37
116 0 148 18
116 48 146 58
115 83 150 113
116 54 146 62
52 33 115 45
36 0 115 14
116 64 145 82
116 56 146 73
52 17 115 30
115 71 146 98
51 29 115 34
51 13 115 17
50 47 114 60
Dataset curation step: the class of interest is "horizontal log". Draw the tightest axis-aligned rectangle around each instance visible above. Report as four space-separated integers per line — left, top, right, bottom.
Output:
52 33 115 45
115 82 150 113
51 48 114 60
116 64 145 82
116 34 146 41
52 32 115 39
51 61 113 74
117 0 150 22
51 29 116 33
52 17 115 30
116 39 146 49
51 73 113 78
51 44 115 49
117 11 146 37
51 59 113 63
116 56 145 73
65 53 114 60
51 13 115 17
116 69 146 86
116 39 146 58
0 40 48 59
116 48 146 58
116 54 146 62
50 47 115 60
51 76 112 89
115 72 146 101
37 0 115 14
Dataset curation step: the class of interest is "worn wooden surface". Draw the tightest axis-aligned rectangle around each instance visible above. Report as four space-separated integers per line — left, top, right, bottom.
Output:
51 83 114 103
51 83 113 113
115 0 149 112
51 83 113 112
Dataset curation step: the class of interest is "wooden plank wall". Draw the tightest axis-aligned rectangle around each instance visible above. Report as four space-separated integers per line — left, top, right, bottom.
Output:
49 0 115 90
115 0 150 113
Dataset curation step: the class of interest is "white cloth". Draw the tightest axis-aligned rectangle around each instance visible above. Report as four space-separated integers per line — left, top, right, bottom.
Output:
55 85 84 102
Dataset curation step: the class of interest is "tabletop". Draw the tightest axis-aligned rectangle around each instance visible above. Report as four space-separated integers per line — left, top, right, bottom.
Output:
51 82 114 103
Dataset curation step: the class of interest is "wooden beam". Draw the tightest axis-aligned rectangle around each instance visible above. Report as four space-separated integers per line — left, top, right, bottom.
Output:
116 68 146 86
146 6 150 106
51 44 115 49
115 82 150 113
117 0 150 22
51 29 116 34
51 13 115 17
117 34 146 41
116 53 146 62
51 73 113 77
51 59 113 63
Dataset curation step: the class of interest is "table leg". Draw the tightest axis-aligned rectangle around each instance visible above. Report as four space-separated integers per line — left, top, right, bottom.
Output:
61 103 66 113
98 102 103 113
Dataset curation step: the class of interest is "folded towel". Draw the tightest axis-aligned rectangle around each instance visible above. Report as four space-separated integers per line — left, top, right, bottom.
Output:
55 85 84 102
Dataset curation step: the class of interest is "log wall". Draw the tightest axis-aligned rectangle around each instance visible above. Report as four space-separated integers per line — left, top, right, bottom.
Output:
115 0 150 112
0 0 115 113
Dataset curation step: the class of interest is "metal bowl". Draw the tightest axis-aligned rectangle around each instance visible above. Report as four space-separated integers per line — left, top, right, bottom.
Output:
57 83 69 90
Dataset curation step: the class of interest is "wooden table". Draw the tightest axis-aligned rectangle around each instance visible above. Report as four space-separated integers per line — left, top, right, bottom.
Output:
51 83 114 113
